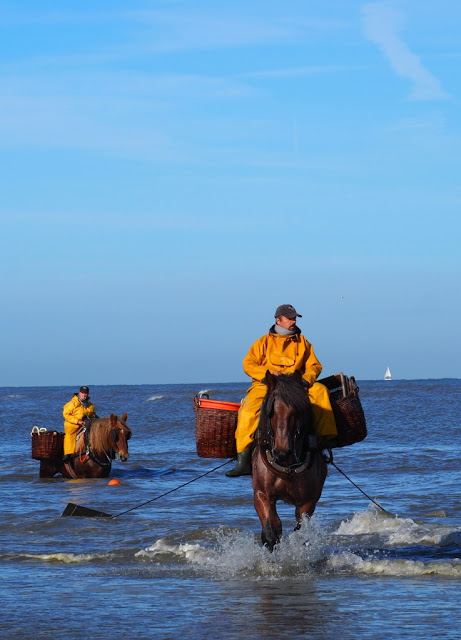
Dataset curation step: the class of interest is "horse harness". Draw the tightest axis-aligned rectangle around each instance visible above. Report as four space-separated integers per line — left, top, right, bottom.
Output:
256 393 319 478
73 418 126 467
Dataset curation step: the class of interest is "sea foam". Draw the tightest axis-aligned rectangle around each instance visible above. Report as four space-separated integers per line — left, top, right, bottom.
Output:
333 508 458 547
138 511 461 579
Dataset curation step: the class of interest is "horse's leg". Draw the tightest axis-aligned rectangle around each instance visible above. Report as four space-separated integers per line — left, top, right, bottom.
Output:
294 502 317 530
39 459 59 478
294 453 328 530
254 488 282 552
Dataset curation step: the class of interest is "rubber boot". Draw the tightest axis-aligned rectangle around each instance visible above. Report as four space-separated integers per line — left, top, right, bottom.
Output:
225 448 252 477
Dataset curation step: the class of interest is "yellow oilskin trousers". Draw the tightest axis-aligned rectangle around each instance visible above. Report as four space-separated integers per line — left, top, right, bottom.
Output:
63 395 96 455
235 380 336 453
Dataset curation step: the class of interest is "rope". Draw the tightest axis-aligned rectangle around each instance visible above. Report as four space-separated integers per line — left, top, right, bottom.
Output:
111 459 233 519
328 457 391 515
0 461 37 470
78 437 89 463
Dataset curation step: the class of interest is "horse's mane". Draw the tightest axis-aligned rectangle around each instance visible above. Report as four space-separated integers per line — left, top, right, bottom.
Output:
257 374 314 441
269 375 311 415
75 414 131 456
88 417 114 455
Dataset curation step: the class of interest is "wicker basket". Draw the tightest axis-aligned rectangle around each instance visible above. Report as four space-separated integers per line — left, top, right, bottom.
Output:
31 428 65 460
318 373 367 448
194 395 240 458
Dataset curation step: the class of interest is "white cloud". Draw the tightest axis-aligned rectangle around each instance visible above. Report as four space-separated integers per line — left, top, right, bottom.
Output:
362 2 449 100
132 12 293 51
240 64 365 79
0 70 257 157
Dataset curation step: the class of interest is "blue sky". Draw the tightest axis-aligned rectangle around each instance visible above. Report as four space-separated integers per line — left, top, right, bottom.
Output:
1 0 460 386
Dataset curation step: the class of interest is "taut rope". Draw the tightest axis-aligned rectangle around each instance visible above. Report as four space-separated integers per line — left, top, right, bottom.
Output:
110 459 232 519
327 452 390 514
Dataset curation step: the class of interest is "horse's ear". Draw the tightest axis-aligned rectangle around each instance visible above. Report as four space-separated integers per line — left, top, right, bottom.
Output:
110 413 116 425
293 370 303 384
264 370 277 392
122 412 127 422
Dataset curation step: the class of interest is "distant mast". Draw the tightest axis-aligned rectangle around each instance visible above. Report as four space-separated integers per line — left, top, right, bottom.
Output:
384 367 392 381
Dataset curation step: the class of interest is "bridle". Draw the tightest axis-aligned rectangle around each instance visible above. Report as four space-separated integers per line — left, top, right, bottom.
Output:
256 390 317 477
108 425 131 461
110 426 131 449
77 420 131 466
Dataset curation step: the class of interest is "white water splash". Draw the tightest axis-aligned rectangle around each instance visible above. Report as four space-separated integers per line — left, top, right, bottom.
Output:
333 509 457 546
138 510 461 579
147 395 165 401
22 552 110 564
327 552 461 577
138 519 329 579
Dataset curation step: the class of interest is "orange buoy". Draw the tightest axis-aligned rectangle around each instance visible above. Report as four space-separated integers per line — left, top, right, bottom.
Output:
108 478 121 486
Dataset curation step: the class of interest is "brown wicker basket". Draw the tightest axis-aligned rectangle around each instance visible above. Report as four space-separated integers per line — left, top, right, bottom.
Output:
31 428 65 460
318 373 367 448
194 395 240 458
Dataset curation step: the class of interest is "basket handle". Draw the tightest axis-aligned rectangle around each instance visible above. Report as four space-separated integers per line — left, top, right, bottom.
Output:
349 376 359 393
194 392 210 412
30 426 48 436
194 393 209 410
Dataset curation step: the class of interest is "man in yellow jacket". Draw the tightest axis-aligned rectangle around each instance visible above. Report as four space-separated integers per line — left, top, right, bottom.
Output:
63 386 97 457
226 304 337 477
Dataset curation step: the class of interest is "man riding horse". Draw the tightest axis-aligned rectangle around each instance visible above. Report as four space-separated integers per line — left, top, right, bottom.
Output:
62 386 97 460
226 304 337 477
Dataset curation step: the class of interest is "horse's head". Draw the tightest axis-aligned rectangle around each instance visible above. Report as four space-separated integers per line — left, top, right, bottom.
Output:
109 412 131 462
261 370 313 466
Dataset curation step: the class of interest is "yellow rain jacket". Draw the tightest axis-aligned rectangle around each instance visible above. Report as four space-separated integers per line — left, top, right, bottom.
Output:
235 327 337 453
63 394 96 455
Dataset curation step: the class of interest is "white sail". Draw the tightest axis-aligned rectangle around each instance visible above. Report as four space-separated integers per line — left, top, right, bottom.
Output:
384 366 392 381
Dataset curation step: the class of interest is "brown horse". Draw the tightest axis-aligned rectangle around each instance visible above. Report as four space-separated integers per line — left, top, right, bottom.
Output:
252 371 327 551
39 413 132 479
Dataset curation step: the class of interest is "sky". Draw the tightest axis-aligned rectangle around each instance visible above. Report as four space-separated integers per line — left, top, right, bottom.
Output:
1 0 460 386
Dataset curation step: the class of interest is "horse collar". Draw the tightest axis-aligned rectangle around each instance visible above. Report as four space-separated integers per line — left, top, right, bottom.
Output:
263 447 313 477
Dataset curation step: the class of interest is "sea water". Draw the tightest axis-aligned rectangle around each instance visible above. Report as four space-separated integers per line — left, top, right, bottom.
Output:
0 380 459 640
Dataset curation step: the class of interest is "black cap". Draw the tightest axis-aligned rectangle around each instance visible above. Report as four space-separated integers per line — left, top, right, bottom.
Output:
79 386 90 393
274 304 302 318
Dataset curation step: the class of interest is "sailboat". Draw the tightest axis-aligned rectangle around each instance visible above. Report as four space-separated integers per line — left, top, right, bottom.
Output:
384 366 392 381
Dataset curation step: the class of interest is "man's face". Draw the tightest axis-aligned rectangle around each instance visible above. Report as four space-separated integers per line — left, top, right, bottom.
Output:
276 315 297 330
79 391 89 401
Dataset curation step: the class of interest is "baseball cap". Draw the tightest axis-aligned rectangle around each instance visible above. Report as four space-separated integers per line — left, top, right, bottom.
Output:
274 304 302 318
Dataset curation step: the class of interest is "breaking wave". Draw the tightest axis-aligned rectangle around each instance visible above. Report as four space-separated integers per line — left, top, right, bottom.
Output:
137 510 461 579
